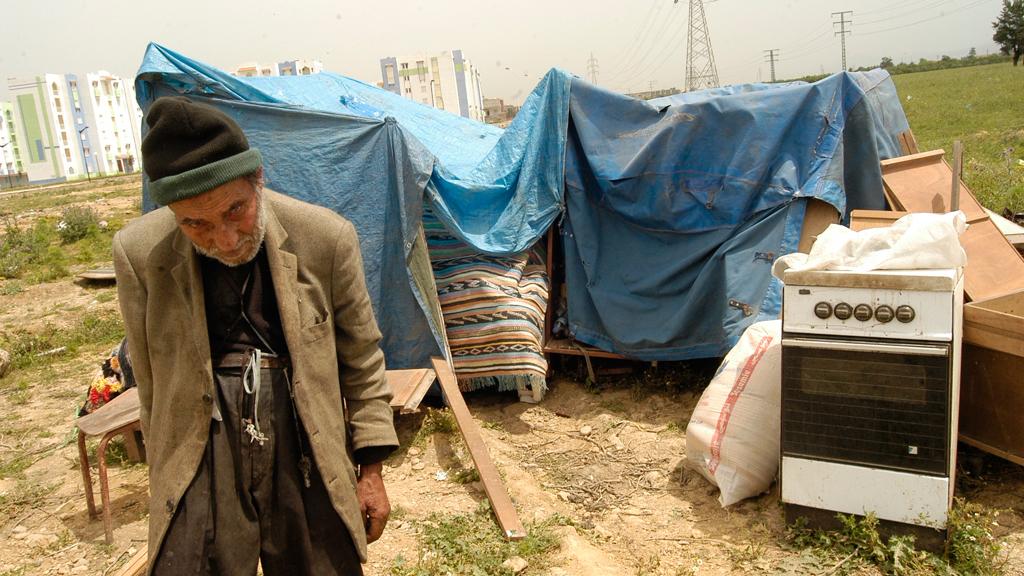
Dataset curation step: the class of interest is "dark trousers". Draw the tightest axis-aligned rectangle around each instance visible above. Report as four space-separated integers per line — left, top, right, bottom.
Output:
152 368 362 576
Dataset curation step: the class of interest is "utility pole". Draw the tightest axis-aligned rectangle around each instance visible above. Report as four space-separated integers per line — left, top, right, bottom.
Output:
586 53 599 85
832 10 853 71
764 49 780 83
685 0 720 91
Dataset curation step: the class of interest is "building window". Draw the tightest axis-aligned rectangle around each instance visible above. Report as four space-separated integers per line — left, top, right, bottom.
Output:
52 82 59 94
64 148 71 161
385 64 396 85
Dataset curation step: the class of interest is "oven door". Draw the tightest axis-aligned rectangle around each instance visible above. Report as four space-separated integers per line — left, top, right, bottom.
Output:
781 336 952 475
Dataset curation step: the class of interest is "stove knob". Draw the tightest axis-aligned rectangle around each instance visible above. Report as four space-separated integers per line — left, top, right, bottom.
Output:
875 305 894 323
854 304 873 322
813 302 832 319
896 305 916 323
834 302 853 320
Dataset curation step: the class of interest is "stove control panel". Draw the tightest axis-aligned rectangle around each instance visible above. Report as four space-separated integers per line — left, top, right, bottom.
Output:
813 302 907 323
783 285 955 341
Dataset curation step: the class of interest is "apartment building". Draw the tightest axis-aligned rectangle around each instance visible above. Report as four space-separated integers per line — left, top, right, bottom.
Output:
7 75 84 183
0 101 25 180
235 59 323 77
380 50 485 122
7 71 144 183
79 71 144 176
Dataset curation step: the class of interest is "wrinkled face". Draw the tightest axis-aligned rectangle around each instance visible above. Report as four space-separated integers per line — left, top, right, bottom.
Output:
169 176 266 267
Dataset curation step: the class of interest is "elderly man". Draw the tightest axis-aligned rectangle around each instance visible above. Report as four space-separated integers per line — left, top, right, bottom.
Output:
113 96 398 575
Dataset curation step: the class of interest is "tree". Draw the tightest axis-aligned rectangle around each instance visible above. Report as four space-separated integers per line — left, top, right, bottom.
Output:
993 0 1024 66
880 56 894 69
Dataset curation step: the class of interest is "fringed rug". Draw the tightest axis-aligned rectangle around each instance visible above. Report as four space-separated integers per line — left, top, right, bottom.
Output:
425 214 549 397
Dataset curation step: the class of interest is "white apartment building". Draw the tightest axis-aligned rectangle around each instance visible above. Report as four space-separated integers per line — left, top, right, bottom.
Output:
8 71 143 183
0 101 25 180
235 59 324 77
8 74 84 183
80 71 144 176
380 50 485 122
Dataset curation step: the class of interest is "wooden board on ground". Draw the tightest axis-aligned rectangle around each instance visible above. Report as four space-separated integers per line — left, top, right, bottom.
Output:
112 543 147 576
431 356 527 540
987 208 1024 249
386 368 436 414
76 267 116 282
880 149 1024 302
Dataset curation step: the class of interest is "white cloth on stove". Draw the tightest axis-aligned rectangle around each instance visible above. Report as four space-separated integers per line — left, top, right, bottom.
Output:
772 211 967 279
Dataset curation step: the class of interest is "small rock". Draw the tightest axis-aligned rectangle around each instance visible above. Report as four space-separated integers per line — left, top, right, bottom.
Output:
434 470 448 481
12 525 27 534
643 470 661 485
609 435 624 450
558 491 570 502
71 566 88 574
0 348 11 379
408 447 421 456
579 425 592 436
501 556 528 574
411 462 425 471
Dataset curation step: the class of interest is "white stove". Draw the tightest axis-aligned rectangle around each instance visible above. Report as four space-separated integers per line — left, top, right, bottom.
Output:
780 266 964 531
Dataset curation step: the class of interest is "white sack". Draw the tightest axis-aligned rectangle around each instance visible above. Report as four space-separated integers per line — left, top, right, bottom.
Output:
772 211 967 278
685 320 782 507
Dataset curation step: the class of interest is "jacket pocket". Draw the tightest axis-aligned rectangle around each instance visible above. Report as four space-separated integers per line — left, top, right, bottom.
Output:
301 318 332 343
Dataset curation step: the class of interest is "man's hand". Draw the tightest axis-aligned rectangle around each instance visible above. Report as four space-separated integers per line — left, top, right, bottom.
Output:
356 462 390 543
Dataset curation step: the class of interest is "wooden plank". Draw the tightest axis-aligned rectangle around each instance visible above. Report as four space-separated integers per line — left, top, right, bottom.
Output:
387 369 423 409
897 130 920 155
431 357 527 540
960 343 1024 466
76 389 140 436
881 149 1024 302
401 369 436 414
543 338 627 359
112 544 147 576
797 198 839 253
849 209 909 232
77 267 117 281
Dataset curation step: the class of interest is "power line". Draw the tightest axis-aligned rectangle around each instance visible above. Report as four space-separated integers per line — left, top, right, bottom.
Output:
858 0 955 26
764 49 780 82
587 53 600 85
858 0 995 36
603 0 668 78
608 4 687 88
832 10 853 71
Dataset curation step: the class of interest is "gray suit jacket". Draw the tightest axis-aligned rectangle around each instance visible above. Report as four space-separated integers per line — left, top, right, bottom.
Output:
113 189 397 569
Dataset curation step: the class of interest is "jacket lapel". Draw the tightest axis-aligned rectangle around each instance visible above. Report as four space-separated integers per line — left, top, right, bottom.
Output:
264 195 303 356
169 229 213 369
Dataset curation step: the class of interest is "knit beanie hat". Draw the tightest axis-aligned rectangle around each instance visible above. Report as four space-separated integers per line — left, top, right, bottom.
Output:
142 96 262 206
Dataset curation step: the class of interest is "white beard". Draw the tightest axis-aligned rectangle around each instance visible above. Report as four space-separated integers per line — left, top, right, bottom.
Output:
192 191 267 267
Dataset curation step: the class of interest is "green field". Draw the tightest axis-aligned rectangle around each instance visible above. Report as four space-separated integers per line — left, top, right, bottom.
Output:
892 63 1024 213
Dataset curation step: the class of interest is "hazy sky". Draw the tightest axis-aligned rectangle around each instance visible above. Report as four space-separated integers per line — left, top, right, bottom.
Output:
0 0 1004 106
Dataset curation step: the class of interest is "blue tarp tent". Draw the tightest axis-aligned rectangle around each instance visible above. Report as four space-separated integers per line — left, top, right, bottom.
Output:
134 43 908 366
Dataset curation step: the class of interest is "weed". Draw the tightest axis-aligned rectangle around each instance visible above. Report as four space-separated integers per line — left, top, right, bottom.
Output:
634 554 661 575
946 498 1003 575
448 466 480 484
0 280 23 295
9 380 30 405
788 499 1004 575
0 219 52 279
390 504 409 521
389 503 564 576
412 408 458 447
57 205 99 244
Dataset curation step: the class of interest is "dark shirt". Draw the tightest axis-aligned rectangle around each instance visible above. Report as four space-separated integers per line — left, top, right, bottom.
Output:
200 245 392 465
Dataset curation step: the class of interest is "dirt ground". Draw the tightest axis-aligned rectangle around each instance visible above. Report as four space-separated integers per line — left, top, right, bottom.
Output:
1 184 1023 575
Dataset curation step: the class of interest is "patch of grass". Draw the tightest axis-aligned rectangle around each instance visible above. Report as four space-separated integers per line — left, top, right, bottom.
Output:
412 408 458 447
9 380 30 405
0 175 140 214
0 309 124 373
0 280 23 295
893 63 1024 213
0 479 56 514
0 218 54 279
389 503 564 576
788 499 1004 575
448 466 480 485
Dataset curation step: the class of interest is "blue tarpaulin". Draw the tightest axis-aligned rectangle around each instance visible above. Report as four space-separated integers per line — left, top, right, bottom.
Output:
134 43 908 366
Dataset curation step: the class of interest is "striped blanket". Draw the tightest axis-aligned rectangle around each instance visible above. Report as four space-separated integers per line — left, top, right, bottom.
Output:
424 214 549 395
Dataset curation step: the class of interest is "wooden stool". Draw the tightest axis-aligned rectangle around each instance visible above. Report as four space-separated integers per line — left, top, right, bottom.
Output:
76 387 144 544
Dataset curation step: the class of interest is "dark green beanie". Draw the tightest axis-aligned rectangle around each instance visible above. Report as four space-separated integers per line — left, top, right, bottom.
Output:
142 96 262 206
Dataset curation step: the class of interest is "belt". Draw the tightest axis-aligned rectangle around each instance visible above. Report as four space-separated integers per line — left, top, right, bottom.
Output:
212 352 290 369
